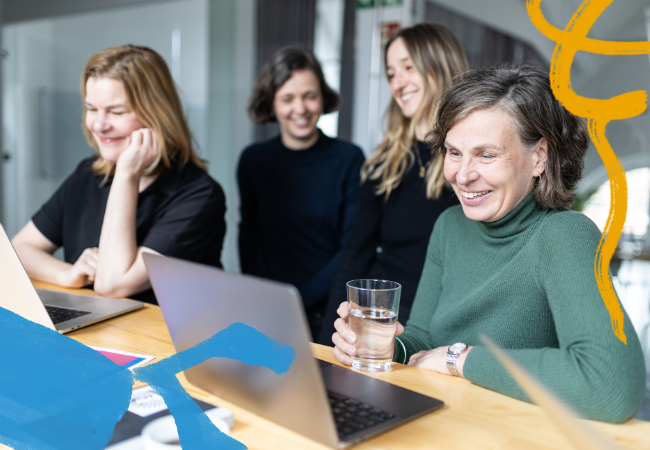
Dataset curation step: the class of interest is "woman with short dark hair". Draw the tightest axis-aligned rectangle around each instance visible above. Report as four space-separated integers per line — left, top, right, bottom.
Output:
248 47 340 124
238 47 365 340
331 63 646 423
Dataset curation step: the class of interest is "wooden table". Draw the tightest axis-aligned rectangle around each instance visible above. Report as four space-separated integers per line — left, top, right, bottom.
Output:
31 281 650 450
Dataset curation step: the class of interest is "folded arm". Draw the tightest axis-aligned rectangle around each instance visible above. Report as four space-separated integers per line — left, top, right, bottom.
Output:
12 221 98 288
462 215 646 423
94 129 159 298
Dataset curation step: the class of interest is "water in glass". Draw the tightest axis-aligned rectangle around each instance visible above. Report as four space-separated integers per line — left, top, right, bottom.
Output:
349 306 398 372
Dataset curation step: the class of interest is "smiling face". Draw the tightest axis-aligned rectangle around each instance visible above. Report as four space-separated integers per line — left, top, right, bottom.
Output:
443 109 547 223
386 37 432 120
84 77 145 163
273 69 323 150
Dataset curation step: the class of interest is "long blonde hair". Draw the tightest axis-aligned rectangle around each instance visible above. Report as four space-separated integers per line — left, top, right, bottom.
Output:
81 45 206 178
361 23 468 199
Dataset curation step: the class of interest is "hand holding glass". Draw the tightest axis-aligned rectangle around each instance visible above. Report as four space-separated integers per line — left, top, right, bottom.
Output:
346 280 401 372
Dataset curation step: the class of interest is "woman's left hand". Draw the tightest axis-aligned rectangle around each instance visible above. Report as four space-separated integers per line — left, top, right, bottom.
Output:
115 128 159 179
408 345 472 378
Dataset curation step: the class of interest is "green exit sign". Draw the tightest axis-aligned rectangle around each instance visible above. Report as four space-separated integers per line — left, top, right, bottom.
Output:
357 0 404 8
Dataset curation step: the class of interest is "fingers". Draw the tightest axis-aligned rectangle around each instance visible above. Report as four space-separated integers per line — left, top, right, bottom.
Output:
396 321 404 336
334 317 356 344
407 347 449 372
408 350 424 366
151 129 160 155
130 128 144 147
75 258 96 279
117 128 158 176
332 330 356 356
336 301 350 319
332 345 353 366
331 303 356 365
71 261 95 284
141 128 151 148
73 247 100 282
332 330 357 366
82 247 99 269
137 128 159 164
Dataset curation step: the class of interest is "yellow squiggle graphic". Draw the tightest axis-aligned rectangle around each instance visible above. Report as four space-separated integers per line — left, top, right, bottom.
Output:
528 0 650 344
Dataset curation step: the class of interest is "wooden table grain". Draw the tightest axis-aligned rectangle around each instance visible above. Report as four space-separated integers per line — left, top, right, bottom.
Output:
26 281 650 450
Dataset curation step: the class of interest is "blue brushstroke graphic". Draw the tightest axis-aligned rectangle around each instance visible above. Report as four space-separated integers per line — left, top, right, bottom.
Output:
134 322 296 450
0 307 296 450
0 306 133 449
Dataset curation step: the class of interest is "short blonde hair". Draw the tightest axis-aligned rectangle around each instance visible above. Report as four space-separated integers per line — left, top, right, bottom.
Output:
81 45 206 177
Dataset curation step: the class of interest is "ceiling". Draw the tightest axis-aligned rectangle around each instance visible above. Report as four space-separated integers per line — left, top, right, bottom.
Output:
0 0 178 23
537 0 650 78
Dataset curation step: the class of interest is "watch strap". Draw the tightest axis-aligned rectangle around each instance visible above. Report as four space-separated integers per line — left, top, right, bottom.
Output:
446 343 467 377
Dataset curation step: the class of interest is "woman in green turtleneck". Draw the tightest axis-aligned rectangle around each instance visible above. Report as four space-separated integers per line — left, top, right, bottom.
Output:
330 63 646 423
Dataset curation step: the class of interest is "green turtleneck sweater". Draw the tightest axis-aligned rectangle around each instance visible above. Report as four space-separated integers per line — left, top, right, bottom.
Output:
397 193 646 423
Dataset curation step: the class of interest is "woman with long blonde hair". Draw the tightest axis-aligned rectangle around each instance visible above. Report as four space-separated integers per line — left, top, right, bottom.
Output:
12 45 226 304
318 23 468 344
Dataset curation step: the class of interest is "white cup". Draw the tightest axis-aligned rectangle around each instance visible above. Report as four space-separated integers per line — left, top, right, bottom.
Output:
141 411 231 450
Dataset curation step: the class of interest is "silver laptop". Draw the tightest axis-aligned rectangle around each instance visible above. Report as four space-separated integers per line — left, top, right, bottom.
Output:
0 223 143 333
144 253 443 449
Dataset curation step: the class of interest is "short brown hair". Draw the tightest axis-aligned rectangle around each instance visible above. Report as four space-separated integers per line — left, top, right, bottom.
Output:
81 45 206 177
429 63 589 209
248 47 340 124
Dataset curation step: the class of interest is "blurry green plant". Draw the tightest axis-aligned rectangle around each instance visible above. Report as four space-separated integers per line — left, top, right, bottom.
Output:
572 189 597 212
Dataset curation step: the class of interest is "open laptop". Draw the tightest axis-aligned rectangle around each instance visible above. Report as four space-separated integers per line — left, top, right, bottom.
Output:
0 223 144 333
143 253 444 449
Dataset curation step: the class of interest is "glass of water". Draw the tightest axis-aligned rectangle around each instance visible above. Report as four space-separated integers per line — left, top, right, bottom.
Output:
347 279 401 372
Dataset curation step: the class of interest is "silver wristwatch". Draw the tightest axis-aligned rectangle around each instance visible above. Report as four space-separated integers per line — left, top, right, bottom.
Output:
446 342 468 377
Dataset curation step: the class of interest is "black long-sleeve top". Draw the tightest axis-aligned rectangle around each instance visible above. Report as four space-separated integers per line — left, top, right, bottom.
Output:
317 141 458 344
32 157 226 304
237 132 365 310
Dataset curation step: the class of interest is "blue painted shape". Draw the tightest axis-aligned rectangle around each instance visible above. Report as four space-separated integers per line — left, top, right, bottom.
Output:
134 322 297 450
0 308 296 450
0 306 133 449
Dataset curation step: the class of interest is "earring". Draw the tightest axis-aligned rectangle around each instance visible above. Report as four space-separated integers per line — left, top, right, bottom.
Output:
533 174 542 187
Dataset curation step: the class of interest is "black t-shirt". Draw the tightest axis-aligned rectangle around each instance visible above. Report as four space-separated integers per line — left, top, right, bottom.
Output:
32 157 226 304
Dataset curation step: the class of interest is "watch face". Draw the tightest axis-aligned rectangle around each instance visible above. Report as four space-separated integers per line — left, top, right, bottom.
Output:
449 342 467 354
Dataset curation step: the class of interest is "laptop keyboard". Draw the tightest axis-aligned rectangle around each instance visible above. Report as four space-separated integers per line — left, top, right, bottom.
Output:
45 305 91 324
328 392 395 440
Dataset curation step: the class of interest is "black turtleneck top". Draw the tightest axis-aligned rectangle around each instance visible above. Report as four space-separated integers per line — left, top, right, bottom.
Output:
237 132 365 314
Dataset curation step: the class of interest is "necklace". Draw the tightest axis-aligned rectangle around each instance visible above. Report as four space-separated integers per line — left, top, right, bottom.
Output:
414 145 427 178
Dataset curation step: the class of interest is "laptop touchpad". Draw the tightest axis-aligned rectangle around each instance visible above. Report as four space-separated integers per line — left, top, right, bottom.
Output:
320 363 388 399
320 362 443 417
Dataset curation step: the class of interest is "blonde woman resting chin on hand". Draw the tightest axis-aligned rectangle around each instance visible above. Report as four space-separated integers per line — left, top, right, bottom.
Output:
12 45 226 304
332 63 646 424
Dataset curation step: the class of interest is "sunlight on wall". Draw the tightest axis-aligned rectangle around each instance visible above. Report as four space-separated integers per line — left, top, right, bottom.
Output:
582 167 650 237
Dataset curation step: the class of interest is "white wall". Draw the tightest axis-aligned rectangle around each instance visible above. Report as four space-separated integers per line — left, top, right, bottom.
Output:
206 0 256 272
1 0 209 238
0 0 259 273
314 0 345 137
351 0 414 155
